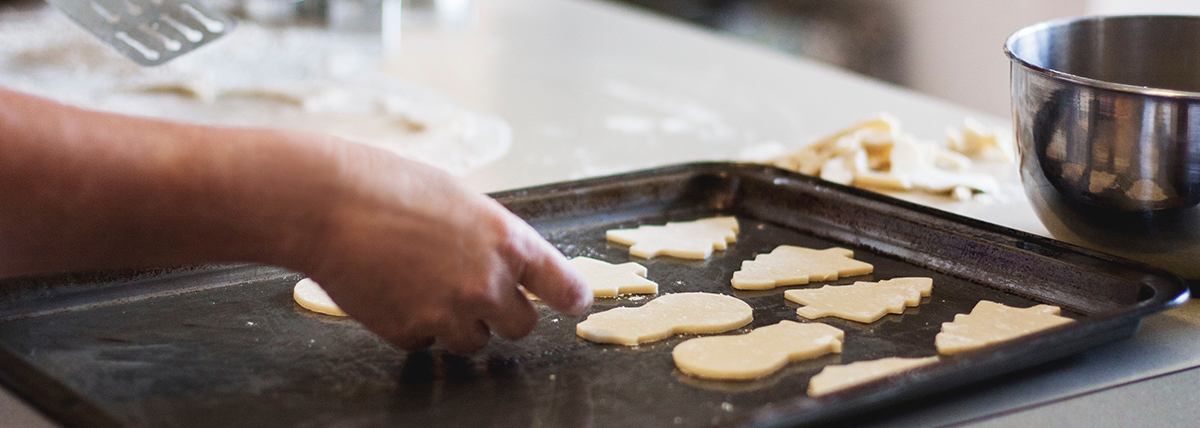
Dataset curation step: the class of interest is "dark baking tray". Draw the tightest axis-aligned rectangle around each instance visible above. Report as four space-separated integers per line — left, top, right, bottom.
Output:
0 162 1187 428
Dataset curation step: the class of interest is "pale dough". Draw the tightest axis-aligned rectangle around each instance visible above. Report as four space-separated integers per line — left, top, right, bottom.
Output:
936 300 1074 355
575 292 753 346
769 114 1004 198
605 216 739 259
569 257 658 297
771 115 899 175
731 246 873 290
946 117 1015 162
293 278 348 317
672 320 844 380
807 356 939 396
784 277 933 323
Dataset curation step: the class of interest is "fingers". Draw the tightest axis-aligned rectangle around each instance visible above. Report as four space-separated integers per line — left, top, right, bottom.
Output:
481 283 538 340
395 335 436 351
504 217 592 316
437 318 491 355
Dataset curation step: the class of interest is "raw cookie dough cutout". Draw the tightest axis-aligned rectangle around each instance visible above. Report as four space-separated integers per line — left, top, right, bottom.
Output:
936 300 1074 355
605 216 739 259
293 278 348 317
731 246 873 290
808 356 939 396
672 320 844 380
784 277 932 323
570 257 658 297
575 292 753 346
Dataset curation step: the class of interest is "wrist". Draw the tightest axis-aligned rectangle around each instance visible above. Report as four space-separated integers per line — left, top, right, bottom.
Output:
204 129 347 271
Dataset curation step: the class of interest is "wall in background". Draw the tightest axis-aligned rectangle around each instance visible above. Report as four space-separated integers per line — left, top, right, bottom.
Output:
898 0 1200 118
613 0 1200 121
892 1 1084 118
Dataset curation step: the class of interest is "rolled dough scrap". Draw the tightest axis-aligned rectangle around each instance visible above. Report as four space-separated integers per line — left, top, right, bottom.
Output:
770 115 899 175
784 277 933 323
576 292 753 346
731 246 873 290
605 216 739 259
569 257 658 297
768 114 1004 197
808 356 939 396
672 320 844 380
293 278 348 317
936 301 1074 355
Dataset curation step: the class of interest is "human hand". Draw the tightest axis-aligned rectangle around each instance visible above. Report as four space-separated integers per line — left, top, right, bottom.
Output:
288 140 592 354
0 87 589 354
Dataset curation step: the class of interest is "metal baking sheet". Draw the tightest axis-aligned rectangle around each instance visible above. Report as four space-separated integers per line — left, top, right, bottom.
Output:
0 162 1187 428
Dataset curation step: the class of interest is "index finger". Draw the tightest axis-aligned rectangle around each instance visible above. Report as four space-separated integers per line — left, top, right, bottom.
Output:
504 217 592 316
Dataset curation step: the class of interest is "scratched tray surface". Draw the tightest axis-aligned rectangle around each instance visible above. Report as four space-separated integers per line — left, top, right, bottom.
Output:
0 163 1186 428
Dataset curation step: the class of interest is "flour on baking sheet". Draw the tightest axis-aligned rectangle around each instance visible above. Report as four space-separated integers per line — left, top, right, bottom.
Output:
0 9 509 175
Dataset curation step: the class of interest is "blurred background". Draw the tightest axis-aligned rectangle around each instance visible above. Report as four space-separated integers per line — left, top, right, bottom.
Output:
4 0 1198 119
610 0 1200 118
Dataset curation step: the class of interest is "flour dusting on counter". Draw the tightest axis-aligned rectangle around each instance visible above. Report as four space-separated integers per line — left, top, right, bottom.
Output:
0 9 510 175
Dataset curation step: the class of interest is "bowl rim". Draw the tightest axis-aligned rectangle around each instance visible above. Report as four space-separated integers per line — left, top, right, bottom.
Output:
1005 14 1200 100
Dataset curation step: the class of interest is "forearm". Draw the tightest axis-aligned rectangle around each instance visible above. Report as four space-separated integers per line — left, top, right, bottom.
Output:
0 88 340 275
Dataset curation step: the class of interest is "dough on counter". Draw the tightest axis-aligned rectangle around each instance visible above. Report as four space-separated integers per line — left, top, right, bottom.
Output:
605 216 739 259
672 320 844 380
731 246 873 290
569 257 658 297
935 301 1074 355
784 277 932 323
293 278 348 317
0 11 511 176
807 356 939 396
768 114 1004 198
575 292 752 346
946 117 1015 162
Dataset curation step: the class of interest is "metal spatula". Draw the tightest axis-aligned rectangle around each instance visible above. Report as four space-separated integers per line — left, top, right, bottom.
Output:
46 0 236 66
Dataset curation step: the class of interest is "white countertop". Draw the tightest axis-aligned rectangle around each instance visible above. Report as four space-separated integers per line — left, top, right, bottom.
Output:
3 0 1199 426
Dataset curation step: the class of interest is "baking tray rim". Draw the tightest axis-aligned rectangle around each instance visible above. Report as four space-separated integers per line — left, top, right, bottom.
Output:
0 161 1189 428
493 161 1190 426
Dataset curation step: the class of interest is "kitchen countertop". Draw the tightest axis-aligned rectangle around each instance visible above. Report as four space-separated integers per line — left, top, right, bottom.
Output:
3 0 1199 426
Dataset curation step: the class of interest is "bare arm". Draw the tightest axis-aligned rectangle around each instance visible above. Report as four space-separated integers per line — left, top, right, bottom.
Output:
0 87 591 353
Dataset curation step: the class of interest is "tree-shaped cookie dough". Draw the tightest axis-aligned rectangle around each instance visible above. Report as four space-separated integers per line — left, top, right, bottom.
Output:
935 301 1073 355
575 292 752 346
808 356 939 396
731 246 873 290
606 216 739 259
672 320 844 380
784 277 932 323
569 257 658 297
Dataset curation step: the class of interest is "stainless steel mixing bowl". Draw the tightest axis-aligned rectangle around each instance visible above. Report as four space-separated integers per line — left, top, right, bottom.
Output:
1006 15 1200 279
